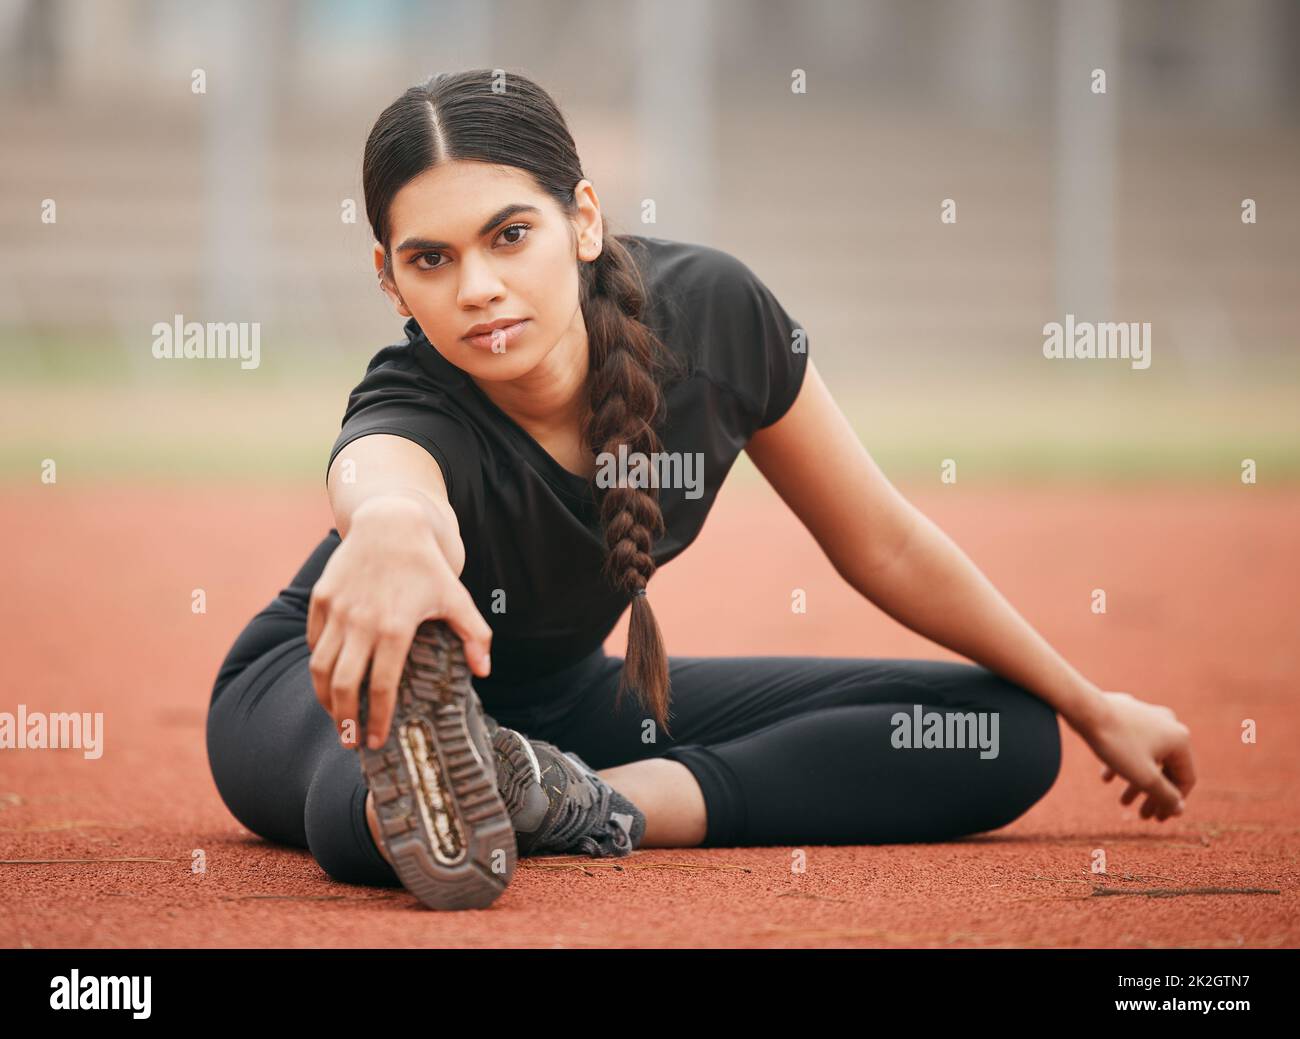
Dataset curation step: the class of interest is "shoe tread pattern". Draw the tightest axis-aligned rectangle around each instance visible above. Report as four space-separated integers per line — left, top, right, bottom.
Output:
360 619 516 910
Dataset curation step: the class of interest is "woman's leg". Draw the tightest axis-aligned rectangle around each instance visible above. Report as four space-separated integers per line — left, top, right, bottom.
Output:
530 655 1062 848
207 634 401 887
205 531 401 888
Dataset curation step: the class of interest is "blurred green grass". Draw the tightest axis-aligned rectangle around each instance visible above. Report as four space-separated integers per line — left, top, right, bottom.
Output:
2 329 1298 486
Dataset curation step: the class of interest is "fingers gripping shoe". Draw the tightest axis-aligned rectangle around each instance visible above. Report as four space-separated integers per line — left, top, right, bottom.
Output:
359 619 517 910
490 727 646 857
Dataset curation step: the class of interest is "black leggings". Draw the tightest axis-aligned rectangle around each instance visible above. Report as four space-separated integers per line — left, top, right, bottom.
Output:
206 533 1063 888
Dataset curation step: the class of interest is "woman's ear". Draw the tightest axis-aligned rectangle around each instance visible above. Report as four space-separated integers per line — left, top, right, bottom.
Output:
572 180 604 263
373 243 412 317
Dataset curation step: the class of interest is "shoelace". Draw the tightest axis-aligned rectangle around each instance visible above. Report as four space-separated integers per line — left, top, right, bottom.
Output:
496 731 633 856
537 766 603 850
536 754 636 855
575 815 632 857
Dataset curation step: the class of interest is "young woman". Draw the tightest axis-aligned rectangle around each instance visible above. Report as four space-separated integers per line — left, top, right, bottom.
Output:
206 69 1197 912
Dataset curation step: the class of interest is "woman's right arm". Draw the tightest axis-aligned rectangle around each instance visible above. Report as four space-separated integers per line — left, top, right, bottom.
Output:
309 434 493 751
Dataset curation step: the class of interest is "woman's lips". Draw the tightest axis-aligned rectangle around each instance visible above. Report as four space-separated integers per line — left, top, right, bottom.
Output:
463 319 529 350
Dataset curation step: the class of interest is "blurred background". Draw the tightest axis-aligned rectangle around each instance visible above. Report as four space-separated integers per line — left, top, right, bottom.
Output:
1 0 1297 485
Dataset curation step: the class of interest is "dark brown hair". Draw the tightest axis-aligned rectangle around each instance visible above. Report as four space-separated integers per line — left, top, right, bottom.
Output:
361 69 687 735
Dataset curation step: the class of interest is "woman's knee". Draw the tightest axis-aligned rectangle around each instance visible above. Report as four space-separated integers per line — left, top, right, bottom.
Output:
303 751 401 888
205 639 317 847
1011 693 1061 809
933 664 1061 827
206 690 281 843
210 602 309 708
979 672 1062 822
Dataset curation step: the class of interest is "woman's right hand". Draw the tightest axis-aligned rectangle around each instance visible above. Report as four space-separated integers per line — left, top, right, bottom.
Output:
305 495 493 752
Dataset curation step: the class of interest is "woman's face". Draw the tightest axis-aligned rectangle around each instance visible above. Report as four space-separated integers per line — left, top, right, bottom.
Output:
375 160 602 382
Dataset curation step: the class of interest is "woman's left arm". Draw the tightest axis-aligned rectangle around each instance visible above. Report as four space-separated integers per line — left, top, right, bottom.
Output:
746 359 1196 821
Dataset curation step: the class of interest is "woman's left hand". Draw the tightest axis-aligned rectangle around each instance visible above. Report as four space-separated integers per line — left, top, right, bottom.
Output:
1076 690 1197 822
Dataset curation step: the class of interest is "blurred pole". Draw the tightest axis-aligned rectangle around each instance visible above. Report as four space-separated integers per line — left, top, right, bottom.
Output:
1055 0 1117 322
953 0 1030 124
203 0 270 324
12 0 59 96
635 0 717 242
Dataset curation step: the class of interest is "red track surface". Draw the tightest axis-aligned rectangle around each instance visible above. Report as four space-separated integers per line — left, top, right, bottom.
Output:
2 481 1297 947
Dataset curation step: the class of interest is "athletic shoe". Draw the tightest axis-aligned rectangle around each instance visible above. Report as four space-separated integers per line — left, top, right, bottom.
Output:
490 726 646 857
358 619 517 910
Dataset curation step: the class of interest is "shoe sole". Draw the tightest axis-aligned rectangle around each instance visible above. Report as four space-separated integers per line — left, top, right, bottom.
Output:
359 619 516 910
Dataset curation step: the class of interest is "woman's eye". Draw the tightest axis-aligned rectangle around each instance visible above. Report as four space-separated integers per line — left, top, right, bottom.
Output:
499 223 530 246
413 251 444 271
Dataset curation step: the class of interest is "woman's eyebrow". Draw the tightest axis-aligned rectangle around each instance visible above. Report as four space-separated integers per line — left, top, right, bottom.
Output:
394 203 542 252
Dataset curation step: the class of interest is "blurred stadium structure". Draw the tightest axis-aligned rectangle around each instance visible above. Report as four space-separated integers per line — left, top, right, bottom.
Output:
1 0 1297 480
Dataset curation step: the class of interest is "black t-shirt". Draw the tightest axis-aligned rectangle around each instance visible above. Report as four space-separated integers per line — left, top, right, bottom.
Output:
323 233 809 688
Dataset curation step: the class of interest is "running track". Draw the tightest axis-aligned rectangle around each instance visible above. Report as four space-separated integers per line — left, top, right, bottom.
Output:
1 482 1296 947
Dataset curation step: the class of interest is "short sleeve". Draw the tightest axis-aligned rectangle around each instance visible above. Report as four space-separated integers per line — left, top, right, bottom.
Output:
325 352 477 514
745 264 810 430
692 247 810 434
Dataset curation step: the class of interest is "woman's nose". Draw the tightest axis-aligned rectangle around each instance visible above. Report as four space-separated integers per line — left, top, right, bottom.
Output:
456 254 506 308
